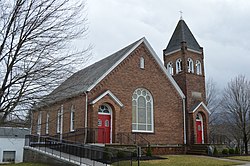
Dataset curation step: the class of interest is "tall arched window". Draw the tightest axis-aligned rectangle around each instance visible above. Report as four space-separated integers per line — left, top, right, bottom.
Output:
187 58 194 73
196 60 202 75
132 88 153 132
37 112 42 135
176 58 182 74
167 62 173 75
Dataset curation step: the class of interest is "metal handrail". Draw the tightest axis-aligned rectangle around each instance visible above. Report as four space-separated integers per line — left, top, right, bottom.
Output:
25 134 135 165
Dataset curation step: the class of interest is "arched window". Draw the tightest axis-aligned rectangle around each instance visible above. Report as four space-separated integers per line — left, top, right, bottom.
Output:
132 88 153 132
140 57 145 69
187 58 194 73
167 62 173 75
176 58 182 74
37 112 42 135
196 60 202 75
98 105 110 114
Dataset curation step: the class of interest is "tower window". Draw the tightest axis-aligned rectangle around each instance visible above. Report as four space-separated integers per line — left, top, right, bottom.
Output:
140 57 145 69
167 62 173 75
176 58 182 74
196 60 202 75
187 58 194 73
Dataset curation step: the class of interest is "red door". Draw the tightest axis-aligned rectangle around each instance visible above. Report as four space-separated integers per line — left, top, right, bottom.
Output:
196 121 202 144
98 114 111 143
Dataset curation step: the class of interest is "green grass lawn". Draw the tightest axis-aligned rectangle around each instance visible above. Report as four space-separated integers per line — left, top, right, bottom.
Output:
112 155 241 166
0 155 243 166
227 155 250 161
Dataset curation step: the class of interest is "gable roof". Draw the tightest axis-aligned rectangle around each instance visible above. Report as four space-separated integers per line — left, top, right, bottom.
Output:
164 19 202 54
190 102 211 114
90 90 124 107
40 37 185 106
41 38 142 105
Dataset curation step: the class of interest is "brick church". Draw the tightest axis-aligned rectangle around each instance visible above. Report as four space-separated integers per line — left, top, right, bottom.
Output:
32 18 210 149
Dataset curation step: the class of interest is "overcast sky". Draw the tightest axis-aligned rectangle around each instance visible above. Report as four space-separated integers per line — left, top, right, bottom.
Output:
83 0 250 89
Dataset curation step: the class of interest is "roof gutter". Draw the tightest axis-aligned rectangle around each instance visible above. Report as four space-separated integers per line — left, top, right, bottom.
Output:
84 91 88 144
182 96 186 145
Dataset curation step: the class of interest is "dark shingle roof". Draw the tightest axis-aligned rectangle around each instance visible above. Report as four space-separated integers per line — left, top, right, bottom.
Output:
41 38 143 106
164 19 202 54
0 127 30 138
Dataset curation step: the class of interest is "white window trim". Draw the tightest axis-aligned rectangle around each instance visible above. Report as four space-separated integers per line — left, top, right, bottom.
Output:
187 58 194 73
37 112 41 135
45 113 49 134
70 105 75 132
196 60 202 75
132 88 154 133
57 106 63 134
167 62 173 75
176 58 182 74
140 57 145 69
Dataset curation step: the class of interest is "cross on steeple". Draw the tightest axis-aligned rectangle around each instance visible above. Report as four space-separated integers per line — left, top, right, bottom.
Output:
179 10 183 20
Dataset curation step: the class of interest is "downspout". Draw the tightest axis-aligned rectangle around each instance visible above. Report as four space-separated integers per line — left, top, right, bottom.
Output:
182 97 187 145
84 91 88 144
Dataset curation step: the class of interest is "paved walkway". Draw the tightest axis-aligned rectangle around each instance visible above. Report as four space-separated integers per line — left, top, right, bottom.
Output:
193 155 250 166
25 146 107 166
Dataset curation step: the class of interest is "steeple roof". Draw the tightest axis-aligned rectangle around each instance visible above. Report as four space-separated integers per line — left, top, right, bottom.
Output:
164 19 202 54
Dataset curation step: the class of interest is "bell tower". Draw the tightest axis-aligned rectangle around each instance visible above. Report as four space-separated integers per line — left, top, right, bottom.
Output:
163 18 209 144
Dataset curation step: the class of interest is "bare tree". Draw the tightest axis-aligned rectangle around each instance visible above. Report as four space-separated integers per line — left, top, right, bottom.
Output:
221 75 250 154
0 0 90 125
206 78 220 124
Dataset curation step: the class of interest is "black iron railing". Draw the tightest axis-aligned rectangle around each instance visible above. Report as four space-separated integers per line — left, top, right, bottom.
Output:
25 134 136 165
117 132 150 146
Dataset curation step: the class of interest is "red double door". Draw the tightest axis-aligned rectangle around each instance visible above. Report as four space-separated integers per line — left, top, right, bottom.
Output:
196 121 202 144
98 114 111 143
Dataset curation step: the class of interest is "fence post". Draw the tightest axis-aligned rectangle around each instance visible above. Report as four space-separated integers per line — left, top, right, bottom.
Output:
137 146 141 166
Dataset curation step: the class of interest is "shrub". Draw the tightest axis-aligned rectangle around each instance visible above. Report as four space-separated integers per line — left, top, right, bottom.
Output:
222 148 229 155
235 147 240 154
229 148 235 154
213 147 219 156
146 146 152 157
117 150 125 158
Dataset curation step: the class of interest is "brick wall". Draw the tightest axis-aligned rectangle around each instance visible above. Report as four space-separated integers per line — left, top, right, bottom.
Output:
32 42 185 145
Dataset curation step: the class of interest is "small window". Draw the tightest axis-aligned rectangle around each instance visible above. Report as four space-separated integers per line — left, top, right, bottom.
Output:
140 57 145 69
105 120 109 127
166 62 173 75
176 58 182 74
196 60 202 75
187 58 194 73
98 119 102 126
2 151 15 163
70 105 75 132
45 113 49 134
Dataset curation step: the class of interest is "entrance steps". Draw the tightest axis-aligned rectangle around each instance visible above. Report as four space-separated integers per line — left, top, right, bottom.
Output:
187 144 210 155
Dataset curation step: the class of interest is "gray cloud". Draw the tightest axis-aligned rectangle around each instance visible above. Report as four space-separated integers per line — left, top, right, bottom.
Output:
83 0 250 89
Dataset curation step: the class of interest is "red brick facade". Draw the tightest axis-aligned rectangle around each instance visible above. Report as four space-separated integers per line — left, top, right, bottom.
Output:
32 43 186 145
31 20 210 149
